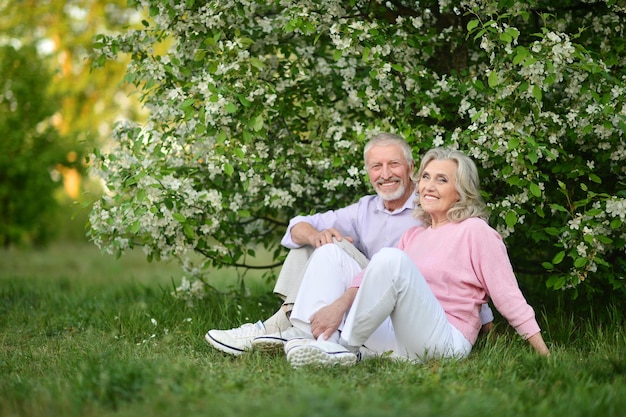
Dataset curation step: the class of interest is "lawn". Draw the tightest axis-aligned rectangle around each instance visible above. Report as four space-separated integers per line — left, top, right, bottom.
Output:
1 242 625 417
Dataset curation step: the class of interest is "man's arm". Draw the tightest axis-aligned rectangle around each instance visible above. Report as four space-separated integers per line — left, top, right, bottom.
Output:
290 222 353 248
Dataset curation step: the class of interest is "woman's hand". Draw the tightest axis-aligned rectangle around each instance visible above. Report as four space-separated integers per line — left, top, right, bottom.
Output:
527 332 550 356
310 303 344 340
309 288 358 340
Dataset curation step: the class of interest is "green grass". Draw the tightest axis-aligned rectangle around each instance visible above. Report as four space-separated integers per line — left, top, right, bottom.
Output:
1 243 625 417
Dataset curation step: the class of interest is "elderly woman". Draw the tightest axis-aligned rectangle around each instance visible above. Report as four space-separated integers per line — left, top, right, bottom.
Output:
285 147 549 367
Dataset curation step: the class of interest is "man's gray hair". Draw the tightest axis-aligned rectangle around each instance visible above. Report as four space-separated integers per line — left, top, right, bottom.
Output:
363 132 414 168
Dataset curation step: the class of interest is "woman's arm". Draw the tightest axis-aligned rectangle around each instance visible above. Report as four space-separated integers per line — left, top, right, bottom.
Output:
310 287 358 340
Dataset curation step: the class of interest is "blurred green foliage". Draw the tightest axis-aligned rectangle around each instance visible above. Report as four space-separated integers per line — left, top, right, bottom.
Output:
0 0 145 247
0 44 68 247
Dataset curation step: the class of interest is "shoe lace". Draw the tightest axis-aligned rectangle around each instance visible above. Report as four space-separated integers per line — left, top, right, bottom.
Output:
230 321 264 337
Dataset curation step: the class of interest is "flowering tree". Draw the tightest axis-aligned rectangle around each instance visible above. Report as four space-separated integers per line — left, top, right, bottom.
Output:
89 0 626 297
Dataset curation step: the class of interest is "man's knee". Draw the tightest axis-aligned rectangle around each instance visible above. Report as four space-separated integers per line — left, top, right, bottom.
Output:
311 242 345 258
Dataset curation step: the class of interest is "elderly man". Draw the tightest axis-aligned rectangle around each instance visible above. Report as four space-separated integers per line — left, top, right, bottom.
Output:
205 132 493 355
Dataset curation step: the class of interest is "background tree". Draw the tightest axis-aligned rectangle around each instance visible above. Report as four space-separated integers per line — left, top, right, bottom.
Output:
0 0 145 244
0 45 66 246
89 0 626 301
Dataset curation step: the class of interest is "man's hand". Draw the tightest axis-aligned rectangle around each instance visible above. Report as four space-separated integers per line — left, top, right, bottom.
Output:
291 222 354 248
310 227 354 247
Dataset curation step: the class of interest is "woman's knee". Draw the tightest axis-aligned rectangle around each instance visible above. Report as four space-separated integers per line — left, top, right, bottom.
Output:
369 247 406 268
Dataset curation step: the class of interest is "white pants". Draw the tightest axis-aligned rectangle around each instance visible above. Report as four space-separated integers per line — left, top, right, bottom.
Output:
290 244 399 353
273 239 369 304
342 247 472 361
264 240 370 333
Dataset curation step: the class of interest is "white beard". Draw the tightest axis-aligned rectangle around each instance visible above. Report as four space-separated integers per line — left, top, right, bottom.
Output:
376 182 406 202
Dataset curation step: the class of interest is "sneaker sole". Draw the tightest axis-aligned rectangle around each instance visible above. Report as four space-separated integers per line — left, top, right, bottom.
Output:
287 345 357 368
251 337 286 354
205 332 245 356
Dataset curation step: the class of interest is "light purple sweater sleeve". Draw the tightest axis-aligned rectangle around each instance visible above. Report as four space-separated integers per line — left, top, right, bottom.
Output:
351 218 540 344
281 194 419 259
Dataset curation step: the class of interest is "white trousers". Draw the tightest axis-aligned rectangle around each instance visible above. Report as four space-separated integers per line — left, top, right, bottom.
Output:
289 244 400 353
342 247 472 361
264 240 370 333
273 239 369 304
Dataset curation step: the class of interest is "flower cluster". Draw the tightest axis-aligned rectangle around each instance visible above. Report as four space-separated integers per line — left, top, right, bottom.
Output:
89 0 626 294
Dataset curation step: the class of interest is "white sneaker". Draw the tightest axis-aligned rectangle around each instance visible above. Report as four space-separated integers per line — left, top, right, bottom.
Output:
252 326 313 353
205 321 266 356
286 340 358 368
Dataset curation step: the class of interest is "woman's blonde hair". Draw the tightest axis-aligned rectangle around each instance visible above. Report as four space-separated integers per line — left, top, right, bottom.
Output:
413 148 489 226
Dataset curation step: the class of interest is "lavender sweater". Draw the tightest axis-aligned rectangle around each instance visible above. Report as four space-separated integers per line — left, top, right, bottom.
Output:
351 217 540 345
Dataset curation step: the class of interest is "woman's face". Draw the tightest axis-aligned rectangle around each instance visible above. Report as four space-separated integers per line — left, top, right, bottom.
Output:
418 159 459 225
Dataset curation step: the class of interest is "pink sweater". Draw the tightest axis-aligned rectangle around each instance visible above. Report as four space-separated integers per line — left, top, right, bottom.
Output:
350 217 541 345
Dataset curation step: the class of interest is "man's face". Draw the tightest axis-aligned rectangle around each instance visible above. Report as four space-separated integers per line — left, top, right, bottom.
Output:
365 144 414 206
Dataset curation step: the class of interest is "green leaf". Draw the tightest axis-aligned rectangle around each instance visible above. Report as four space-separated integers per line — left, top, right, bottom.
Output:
507 176 521 186
574 257 588 268
513 47 528 65
532 84 542 102
589 173 602 184
183 224 195 239
542 262 554 270
610 218 623 229
362 47 370 61
544 227 561 236
253 114 264 131
500 32 512 44
130 220 141 234
172 213 187 223
474 28 488 40
529 182 541 197
552 251 565 265
249 57 264 70
536 206 545 218
488 71 498 88
237 94 251 107
194 49 206 61
505 27 520 40
547 275 567 290
586 208 602 216
507 137 519 150
391 63 405 73
505 210 517 228
136 188 146 201
225 103 237 113
224 163 234 177
549 204 568 213
467 19 479 32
